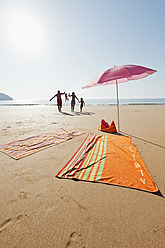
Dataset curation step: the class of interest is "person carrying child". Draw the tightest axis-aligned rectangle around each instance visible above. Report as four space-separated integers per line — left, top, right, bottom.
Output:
49 90 65 112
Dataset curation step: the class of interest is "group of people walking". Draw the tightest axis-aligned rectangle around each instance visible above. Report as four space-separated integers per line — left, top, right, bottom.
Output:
50 91 85 113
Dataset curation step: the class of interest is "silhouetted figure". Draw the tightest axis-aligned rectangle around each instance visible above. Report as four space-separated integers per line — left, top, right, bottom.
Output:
80 98 85 112
50 90 65 112
68 92 79 112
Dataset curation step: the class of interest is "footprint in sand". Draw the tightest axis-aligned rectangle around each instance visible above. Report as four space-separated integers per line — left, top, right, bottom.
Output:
16 121 22 125
16 215 23 221
65 232 86 248
0 215 28 233
152 227 165 234
61 195 86 210
16 214 28 222
49 122 57 125
15 171 32 179
19 191 28 200
85 215 99 226
0 218 12 233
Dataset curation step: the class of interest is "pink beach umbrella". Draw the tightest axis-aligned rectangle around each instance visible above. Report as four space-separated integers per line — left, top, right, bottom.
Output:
82 65 157 131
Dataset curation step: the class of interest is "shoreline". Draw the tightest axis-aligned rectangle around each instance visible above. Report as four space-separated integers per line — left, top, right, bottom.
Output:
0 98 165 107
0 105 165 247
0 103 165 107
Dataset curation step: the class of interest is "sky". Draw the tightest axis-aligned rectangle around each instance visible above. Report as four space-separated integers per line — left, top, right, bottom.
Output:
0 0 165 100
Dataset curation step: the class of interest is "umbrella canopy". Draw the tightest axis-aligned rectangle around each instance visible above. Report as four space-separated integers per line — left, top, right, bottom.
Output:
82 65 157 130
82 65 156 88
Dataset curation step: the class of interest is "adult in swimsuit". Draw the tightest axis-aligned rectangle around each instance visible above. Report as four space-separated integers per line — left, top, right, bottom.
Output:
69 92 79 112
49 90 65 112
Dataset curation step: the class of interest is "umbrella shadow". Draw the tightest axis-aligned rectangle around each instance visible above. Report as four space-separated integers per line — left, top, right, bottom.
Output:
98 131 125 136
119 131 165 149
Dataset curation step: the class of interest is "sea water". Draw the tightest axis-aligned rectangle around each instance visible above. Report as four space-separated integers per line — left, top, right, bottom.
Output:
0 98 165 106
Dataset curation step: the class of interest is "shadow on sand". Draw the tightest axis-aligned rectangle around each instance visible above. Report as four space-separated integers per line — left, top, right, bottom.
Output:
99 130 165 149
74 111 95 116
61 111 95 116
57 176 164 198
118 131 165 149
61 112 74 116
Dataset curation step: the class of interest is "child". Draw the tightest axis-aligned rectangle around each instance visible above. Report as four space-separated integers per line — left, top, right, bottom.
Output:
65 92 69 102
80 98 85 112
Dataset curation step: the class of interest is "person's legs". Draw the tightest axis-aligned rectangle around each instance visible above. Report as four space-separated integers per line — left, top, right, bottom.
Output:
71 101 76 112
59 102 62 112
73 102 75 112
80 103 83 112
57 99 62 112
71 101 75 111
58 106 61 112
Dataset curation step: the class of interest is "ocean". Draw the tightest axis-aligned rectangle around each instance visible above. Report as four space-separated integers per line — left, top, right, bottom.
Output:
0 98 165 106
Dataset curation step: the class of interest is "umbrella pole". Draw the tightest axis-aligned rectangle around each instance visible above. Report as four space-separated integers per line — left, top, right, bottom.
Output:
116 79 120 131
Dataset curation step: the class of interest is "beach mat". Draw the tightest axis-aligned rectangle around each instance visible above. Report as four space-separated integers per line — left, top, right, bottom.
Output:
56 134 158 193
0 129 84 159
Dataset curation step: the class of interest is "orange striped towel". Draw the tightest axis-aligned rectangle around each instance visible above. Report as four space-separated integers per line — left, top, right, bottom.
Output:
56 134 158 193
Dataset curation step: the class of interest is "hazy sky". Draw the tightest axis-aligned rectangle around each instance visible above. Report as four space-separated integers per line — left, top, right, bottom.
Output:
0 0 164 100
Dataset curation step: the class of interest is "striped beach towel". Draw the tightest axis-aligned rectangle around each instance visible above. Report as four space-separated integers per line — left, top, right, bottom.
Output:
56 134 158 193
0 129 84 159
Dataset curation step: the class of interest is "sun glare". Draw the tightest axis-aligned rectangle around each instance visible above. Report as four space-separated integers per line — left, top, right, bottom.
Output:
3 7 46 59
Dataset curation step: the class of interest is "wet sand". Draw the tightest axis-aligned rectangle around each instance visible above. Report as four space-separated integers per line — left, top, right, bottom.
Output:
0 105 165 248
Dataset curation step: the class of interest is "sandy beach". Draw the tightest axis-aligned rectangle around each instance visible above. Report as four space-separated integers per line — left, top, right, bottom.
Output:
0 104 164 248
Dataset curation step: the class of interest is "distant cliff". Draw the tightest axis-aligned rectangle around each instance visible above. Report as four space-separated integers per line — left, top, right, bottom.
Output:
0 93 13 101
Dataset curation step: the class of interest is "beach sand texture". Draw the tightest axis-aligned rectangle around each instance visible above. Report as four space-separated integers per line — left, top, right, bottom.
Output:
0 105 165 248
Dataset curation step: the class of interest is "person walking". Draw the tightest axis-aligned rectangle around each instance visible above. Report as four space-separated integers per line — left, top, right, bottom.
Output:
68 92 79 112
49 90 65 112
79 98 85 112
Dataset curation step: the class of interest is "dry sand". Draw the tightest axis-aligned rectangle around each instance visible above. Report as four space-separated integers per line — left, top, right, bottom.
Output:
0 105 165 248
